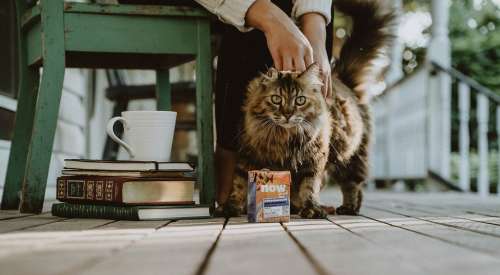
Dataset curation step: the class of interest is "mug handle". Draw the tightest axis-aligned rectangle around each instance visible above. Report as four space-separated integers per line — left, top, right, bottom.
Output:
106 117 135 158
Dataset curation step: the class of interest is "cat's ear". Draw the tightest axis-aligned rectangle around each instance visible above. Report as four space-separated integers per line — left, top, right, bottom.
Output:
298 63 323 87
261 67 279 85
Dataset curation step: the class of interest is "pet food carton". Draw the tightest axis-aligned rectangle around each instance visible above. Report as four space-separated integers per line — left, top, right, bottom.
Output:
247 170 291 223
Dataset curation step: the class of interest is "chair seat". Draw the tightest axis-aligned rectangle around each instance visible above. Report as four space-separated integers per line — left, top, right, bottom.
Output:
64 52 193 69
22 2 211 69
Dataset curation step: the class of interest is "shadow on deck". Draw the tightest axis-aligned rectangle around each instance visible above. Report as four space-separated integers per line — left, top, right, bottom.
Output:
1 189 500 275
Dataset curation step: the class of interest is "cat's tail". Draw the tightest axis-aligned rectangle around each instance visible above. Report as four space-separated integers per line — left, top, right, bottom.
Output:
333 0 396 98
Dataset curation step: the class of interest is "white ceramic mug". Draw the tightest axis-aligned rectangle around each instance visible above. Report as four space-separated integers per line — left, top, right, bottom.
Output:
106 111 177 161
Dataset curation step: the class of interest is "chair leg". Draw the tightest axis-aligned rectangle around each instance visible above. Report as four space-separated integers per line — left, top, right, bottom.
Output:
196 20 215 207
18 0 66 213
18 62 65 213
1 68 39 210
156 69 171 110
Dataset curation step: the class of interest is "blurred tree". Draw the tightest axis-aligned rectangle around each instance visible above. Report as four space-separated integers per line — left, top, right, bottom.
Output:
450 0 500 92
402 0 500 92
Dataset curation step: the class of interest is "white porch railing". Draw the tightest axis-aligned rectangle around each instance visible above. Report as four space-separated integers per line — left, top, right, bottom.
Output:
434 62 500 196
371 61 499 196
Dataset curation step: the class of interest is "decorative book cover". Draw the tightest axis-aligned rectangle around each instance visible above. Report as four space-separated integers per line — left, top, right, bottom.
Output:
56 176 195 205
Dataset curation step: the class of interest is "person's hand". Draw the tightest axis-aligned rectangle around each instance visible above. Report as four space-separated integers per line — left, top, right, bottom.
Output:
301 13 333 98
245 0 313 71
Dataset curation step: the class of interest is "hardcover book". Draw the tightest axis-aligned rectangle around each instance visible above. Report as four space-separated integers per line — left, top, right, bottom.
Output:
52 203 211 220
56 176 195 205
64 159 195 172
61 169 192 178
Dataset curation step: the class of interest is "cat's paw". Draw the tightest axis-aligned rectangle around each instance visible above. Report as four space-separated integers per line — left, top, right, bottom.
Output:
321 204 336 215
222 200 245 217
299 201 327 219
336 204 359 216
212 205 226 217
290 203 300 215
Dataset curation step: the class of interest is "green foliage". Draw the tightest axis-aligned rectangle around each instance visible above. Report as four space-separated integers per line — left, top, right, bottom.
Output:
403 0 499 92
450 0 500 92
450 152 499 192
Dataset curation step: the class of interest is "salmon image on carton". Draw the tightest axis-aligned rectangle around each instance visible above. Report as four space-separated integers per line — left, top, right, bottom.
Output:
247 170 291 223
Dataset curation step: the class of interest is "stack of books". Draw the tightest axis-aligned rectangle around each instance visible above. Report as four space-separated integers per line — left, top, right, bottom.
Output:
51 159 210 220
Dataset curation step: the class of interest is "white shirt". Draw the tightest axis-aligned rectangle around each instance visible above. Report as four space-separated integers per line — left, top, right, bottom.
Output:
194 0 332 32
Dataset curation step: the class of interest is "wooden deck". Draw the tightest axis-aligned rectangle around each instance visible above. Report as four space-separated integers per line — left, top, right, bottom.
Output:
1 189 500 275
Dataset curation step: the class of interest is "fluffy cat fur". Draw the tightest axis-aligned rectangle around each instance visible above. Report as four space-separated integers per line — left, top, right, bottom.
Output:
223 0 395 218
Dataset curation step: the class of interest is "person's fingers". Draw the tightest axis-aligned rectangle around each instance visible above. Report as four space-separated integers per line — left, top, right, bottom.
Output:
271 51 283 71
294 57 306 72
303 45 314 67
327 74 333 98
282 56 293 71
322 73 327 98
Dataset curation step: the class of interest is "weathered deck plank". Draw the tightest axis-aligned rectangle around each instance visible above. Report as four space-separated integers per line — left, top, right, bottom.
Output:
97 220 168 230
284 217 430 275
1 191 500 275
204 217 319 275
23 218 116 232
0 215 168 275
330 215 500 275
363 199 500 236
75 218 224 275
0 210 33 220
361 206 500 256
0 213 64 233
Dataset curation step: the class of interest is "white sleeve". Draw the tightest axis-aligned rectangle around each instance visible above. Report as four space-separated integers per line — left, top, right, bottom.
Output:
292 0 333 24
194 0 257 32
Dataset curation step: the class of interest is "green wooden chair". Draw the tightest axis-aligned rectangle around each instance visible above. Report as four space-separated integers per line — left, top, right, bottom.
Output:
1 0 215 213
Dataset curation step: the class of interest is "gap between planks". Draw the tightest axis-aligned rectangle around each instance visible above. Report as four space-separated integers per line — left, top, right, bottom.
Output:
360 206 500 256
363 201 500 238
193 218 228 275
281 221 330 275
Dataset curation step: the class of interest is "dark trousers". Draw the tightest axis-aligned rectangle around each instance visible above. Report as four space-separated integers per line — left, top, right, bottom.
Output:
215 0 333 151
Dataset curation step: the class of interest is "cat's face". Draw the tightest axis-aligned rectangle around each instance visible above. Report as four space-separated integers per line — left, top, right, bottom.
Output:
246 64 326 130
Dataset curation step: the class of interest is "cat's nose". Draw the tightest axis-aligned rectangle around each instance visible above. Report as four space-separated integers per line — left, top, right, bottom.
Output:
284 114 292 121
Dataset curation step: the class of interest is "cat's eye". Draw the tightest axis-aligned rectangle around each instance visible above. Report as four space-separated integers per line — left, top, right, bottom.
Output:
271 95 282 105
295 96 306 106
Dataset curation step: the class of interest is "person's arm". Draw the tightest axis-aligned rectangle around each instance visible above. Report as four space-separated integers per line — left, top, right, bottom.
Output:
195 0 313 72
292 0 332 25
294 0 333 98
194 0 257 32
245 0 313 71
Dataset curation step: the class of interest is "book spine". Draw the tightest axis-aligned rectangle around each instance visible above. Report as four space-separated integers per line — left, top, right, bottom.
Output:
51 203 139 220
57 176 124 204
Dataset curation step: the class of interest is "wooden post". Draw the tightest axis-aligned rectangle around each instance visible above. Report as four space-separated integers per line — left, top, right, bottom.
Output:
1 0 40 210
196 19 215 206
497 106 500 196
427 0 451 67
19 0 67 213
386 0 404 84
427 1 452 180
477 94 489 197
458 82 470 191
156 69 171 111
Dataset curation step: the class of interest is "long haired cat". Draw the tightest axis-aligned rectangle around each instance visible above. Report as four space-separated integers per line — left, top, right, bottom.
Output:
223 0 395 218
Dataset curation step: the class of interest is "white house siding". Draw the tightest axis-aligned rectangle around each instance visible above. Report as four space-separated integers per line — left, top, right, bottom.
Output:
370 67 429 180
0 69 88 201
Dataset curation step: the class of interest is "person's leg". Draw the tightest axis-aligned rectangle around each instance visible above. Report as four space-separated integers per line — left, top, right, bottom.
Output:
214 0 333 207
215 146 236 204
214 24 273 206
